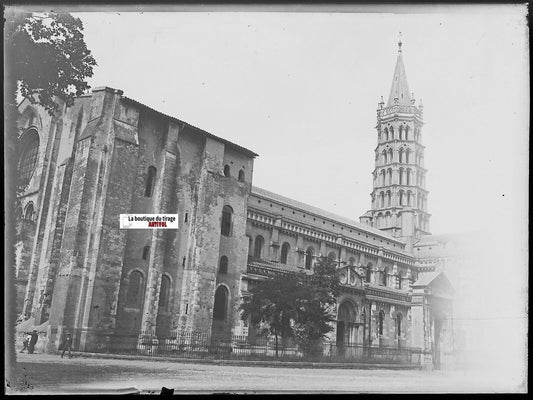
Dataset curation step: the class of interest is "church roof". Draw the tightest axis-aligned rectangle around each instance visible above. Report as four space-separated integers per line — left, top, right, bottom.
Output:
387 42 412 107
412 271 441 287
121 93 259 158
251 186 406 246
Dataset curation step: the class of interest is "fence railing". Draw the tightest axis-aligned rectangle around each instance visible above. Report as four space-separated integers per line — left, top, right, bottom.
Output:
85 330 426 365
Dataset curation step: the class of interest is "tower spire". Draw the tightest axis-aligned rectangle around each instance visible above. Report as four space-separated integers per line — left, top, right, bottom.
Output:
398 31 402 53
387 35 411 107
360 39 430 244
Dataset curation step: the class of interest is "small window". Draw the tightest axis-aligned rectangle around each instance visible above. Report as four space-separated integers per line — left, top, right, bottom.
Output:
24 203 34 221
144 166 157 197
305 248 314 270
158 275 171 311
17 129 40 186
142 245 150 260
280 242 290 264
213 286 228 321
223 165 231 177
221 205 233 236
219 256 228 274
366 263 372 283
254 235 264 259
238 169 245 182
396 313 402 337
379 311 385 335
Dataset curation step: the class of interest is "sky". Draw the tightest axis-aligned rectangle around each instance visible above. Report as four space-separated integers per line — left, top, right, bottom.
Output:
65 5 528 239
8 4 529 384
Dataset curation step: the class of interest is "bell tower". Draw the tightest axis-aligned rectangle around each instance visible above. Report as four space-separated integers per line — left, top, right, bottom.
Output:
360 39 430 248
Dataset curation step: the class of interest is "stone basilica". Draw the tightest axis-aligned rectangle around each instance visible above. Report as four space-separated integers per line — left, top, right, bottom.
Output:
13 42 457 368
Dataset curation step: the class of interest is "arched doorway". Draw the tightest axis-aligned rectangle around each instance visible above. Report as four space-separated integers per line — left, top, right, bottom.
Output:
336 301 358 356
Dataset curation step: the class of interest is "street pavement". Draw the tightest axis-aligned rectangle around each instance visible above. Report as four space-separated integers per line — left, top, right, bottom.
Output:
11 353 525 394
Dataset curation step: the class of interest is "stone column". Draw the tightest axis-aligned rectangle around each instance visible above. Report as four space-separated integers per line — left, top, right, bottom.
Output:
270 218 280 261
319 241 326 257
22 113 64 320
140 150 178 334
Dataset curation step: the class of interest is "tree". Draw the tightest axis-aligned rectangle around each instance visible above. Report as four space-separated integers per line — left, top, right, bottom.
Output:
3 8 96 391
240 257 342 359
293 257 341 356
6 10 97 115
239 274 299 357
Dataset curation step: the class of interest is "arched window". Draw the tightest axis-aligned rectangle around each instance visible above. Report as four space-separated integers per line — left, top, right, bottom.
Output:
280 242 290 264
377 212 383 228
305 247 314 270
254 235 264 259
219 256 228 274
378 311 385 335
405 126 409 140
238 169 245 182
384 128 389 141
158 274 171 311
405 149 411 164
221 205 233 236
144 166 157 197
382 150 387 164
380 192 385 208
142 245 150 260
386 191 391 207
213 285 228 321
396 313 403 338
399 168 404 185
389 126 394 139
406 168 411 185
407 191 412 206
381 170 386 186
387 168 392 185
126 270 144 308
366 263 372 283
24 203 34 221
399 190 404 206
328 251 337 263
388 148 393 163
382 269 388 286
398 148 404 163
223 165 231 177
399 125 403 140
17 129 40 186
74 109 84 139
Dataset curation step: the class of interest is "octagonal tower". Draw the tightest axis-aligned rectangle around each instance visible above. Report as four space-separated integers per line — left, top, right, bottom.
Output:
360 40 430 250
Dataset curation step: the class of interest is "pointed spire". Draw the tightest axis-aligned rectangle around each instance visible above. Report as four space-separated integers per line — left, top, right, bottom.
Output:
387 35 412 107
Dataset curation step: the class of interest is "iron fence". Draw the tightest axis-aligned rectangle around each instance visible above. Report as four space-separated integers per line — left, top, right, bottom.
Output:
85 330 425 365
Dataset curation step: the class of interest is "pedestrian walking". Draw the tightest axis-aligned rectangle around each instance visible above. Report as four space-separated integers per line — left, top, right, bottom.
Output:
61 333 73 359
28 330 38 354
20 333 31 353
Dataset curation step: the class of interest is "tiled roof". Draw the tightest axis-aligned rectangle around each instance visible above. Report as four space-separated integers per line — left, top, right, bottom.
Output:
120 94 259 158
412 271 441 287
251 186 406 246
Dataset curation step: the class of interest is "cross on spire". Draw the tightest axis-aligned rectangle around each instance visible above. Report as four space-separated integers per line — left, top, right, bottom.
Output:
398 31 403 53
